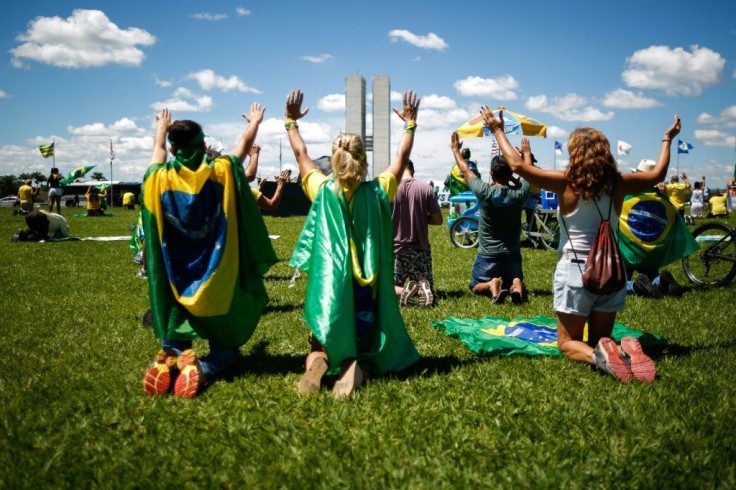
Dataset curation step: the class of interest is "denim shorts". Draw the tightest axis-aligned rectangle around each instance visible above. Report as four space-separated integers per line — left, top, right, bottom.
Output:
553 257 626 315
468 253 523 291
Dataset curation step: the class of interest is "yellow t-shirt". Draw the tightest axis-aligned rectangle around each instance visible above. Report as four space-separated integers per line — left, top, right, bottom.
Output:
122 192 135 206
18 185 33 203
301 168 397 208
86 192 101 211
709 195 728 216
251 187 262 201
666 182 689 210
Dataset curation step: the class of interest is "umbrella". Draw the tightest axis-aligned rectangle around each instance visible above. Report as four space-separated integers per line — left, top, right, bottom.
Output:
457 107 547 138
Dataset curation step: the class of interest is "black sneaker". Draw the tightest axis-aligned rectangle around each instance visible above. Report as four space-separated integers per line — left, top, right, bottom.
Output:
400 281 419 307
633 274 662 298
658 271 684 297
416 279 434 308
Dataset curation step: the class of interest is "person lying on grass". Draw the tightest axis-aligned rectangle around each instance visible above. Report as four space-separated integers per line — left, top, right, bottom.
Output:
141 106 277 398
286 89 421 398
478 107 681 384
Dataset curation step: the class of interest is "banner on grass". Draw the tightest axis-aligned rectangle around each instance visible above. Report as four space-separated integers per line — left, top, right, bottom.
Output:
432 315 664 357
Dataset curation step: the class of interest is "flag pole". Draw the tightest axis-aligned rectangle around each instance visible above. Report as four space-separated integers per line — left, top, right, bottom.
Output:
53 139 56 169
109 139 115 208
553 141 556 170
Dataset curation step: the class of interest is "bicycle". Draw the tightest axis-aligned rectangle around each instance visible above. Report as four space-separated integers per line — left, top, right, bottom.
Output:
682 220 736 286
447 191 560 250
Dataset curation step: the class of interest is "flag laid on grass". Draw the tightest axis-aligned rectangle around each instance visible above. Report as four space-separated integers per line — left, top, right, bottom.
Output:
617 190 698 269
432 315 664 357
60 165 96 185
39 143 54 158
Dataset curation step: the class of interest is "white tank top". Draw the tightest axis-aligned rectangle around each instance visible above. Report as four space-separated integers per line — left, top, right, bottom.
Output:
559 194 619 254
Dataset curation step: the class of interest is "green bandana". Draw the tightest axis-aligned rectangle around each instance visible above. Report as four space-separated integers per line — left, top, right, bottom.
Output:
168 131 206 170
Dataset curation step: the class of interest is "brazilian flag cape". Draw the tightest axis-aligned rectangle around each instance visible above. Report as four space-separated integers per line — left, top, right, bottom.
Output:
142 152 276 349
290 180 419 375
617 190 698 269
129 212 144 254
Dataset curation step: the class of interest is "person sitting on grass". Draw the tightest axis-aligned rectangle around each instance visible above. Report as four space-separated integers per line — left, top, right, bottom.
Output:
450 135 530 305
141 106 276 399
286 89 420 398
708 190 728 218
482 105 682 384
12 210 69 242
17 179 38 214
85 186 103 216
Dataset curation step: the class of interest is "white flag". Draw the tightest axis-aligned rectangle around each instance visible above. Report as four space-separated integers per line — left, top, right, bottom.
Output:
617 140 632 156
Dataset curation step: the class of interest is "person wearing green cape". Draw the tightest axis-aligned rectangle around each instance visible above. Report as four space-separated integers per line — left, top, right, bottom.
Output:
285 89 421 398
141 105 276 398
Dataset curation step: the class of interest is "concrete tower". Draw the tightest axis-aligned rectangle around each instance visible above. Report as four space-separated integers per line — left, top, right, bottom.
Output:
345 74 390 180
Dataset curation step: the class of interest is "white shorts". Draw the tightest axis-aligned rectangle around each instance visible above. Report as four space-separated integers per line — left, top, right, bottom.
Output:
49 187 62 198
553 257 626 315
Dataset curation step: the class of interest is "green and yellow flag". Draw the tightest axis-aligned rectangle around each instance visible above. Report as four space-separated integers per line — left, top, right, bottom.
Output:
617 190 698 269
39 143 54 158
60 165 96 185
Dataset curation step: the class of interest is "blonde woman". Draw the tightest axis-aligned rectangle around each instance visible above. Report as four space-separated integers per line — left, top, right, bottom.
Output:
476 108 681 383
286 89 420 397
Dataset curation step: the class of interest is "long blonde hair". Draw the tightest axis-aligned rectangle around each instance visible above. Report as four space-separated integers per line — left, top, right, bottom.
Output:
331 133 367 193
566 128 620 202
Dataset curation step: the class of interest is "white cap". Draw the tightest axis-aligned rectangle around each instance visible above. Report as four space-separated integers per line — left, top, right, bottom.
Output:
632 159 656 173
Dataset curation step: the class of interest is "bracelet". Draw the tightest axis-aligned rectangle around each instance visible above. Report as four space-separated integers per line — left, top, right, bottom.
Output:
662 139 671 143
285 119 299 131
404 120 416 134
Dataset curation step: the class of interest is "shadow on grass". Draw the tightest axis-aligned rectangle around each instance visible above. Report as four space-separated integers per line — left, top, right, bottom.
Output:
263 303 302 314
646 338 736 360
435 289 469 300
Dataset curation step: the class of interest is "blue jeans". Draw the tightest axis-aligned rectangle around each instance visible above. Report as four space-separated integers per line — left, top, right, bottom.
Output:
469 253 523 291
161 339 239 378
624 266 661 294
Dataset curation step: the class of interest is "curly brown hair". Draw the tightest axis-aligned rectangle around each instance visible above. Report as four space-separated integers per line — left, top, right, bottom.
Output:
566 128 621 202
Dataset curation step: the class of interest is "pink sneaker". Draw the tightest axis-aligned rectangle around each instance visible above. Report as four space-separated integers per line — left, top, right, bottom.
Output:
593 338 633 384
620 336 656 382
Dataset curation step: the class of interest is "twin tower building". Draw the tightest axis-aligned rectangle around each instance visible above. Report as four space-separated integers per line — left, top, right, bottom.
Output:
345 74 391 180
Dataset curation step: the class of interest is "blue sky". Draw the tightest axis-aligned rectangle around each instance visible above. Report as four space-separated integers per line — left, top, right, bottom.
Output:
1 0 734 190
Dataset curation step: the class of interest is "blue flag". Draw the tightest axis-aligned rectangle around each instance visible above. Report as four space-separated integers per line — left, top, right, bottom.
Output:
677 140 694 154
554 140 563 155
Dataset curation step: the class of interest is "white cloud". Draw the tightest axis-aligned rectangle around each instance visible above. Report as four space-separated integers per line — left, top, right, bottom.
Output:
388 29 448 51
154 77 173 88
622 45 725 96
525 94 614 122
188 69 261 93
68 117 145 137
696 105 736 128
300 54 334 64
546 126 569 139
10 9 156 68
191 12 228 21
151 87 214 112
318 94 345 112
0 89 8 98
602 88 662 109
412 56 422 62
453 75 519 100
420 94 456 110
235 7 251 16
694 129 736 147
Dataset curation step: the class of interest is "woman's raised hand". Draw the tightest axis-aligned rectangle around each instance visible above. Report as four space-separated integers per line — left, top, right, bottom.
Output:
154 108 172 132
450 131 462 153
480 105 504 134
392 90 420 122
664 114 681 141
285 90 309 120
243 103 266 125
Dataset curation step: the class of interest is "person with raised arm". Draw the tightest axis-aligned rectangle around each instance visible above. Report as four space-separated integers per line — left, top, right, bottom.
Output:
285 89 420 398
477 107 681 383
141 105 277 398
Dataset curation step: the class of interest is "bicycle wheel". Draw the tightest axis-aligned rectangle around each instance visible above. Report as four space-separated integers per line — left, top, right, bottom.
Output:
450 216 479 248
682 221 736 286
535 211 560 251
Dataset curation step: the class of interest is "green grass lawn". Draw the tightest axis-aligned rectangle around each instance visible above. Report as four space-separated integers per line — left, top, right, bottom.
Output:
1 206 735 488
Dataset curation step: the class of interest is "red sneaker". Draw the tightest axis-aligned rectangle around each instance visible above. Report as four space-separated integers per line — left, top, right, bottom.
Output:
143 348 179 396
620 336 656 382
174 349 204 398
